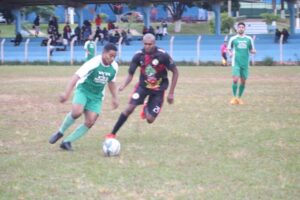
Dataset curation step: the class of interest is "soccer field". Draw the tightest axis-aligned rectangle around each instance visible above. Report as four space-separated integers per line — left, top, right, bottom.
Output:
0 66 299 199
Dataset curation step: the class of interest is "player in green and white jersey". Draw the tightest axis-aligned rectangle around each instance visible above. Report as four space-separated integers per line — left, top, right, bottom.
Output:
49 43 119 151
84 35 96 61
227 22 256 105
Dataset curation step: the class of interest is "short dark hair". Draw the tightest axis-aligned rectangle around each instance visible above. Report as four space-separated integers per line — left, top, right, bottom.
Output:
103 43 117 52
238 22 245 27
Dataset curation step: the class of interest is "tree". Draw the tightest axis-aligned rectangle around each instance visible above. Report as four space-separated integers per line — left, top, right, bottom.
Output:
162 0 195 32
23 6 55 21
108 3 124 22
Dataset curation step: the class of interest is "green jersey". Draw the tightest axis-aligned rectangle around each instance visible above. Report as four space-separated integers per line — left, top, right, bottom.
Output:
84 40 96 61
228 34 254 68
75 55 118 100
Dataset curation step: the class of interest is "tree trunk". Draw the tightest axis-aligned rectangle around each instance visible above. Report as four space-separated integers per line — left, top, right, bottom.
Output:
174 20 182 32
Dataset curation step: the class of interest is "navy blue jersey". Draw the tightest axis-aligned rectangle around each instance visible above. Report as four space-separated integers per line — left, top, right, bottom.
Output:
129 47 176 91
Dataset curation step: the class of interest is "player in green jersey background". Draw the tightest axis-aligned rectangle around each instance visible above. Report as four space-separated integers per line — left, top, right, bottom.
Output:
49 43 119 151
227 22 256 105
84 35 96 61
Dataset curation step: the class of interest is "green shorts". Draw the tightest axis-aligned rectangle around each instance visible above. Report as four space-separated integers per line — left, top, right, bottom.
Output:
72 89 103 114
232 65 249 79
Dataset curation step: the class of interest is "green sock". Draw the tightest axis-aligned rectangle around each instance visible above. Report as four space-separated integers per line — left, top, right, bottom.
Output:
59 112 75 134
232 82 238 97
63 124 89 143
238 84 245 98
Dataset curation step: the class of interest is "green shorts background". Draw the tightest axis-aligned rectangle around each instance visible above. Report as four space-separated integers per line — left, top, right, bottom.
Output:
232 65 249 79
72 89 103 114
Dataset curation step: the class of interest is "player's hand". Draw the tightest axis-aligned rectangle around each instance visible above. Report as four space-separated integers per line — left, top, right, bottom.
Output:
118 85 125 92
59 93 68 103
167 93 174 104
111 98 119 110
251 49 256 54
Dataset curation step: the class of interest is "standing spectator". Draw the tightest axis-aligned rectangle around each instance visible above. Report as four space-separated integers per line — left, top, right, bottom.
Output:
274 29 281 43
84 35 96 61
10 32 23 46
227 22 256 105
33 15 40 37
282 28 289 43
95 14 102 29
220 41 228 66
162 21 168 36
63 23 72 42
155 26 163 40
107 21 115 30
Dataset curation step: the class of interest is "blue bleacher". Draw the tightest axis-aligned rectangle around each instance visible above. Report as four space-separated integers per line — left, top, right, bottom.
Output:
2 34 300 63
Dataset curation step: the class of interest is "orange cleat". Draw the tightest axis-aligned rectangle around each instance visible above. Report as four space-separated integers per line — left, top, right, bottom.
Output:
105 133 116 139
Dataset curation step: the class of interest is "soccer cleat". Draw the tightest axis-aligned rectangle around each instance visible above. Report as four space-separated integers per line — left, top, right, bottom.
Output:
49 131 63 144
140 103 147 119
105 133 116 139
60 142 73 151
230 97 238 105
237 98 244 105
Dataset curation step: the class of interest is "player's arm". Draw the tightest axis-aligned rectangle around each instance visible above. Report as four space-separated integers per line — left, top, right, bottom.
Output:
118 74 133 92
227 38 233 57
167 66 178 104
250 37 256 54
119 53 139 91
59 74 80 103
108 81 119 109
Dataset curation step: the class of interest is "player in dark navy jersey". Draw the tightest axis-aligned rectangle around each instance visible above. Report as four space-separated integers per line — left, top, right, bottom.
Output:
106 33 179 138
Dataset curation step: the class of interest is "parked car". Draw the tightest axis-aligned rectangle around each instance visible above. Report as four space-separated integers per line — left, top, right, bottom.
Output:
120 11 144 22
0 13 6 23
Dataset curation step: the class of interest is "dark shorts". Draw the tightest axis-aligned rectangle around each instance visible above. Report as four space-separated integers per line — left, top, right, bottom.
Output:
129 86 165 118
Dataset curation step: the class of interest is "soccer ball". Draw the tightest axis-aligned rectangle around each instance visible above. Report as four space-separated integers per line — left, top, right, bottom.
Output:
102 138 121 157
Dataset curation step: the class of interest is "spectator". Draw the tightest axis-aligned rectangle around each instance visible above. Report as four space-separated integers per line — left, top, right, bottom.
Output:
142 26 148 35
73 25 81 45
121 29 130 45
282 28 289 43
107 21 115 30
155 26 163 40
95 14 102 29
63 23 71 42
162 21 168 36
11 32 23 46
274 29 281 43
94 27 103 43
33 15 40 37
220 41 228 66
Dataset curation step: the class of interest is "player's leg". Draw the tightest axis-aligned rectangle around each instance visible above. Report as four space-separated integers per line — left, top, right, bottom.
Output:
60 97 101 150
237 67 248 104
107 86 147 138
230 65 240 105
144 91 164 124
49 103 84 144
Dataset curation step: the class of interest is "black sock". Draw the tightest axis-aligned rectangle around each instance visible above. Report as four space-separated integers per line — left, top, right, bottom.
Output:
111 113 128 134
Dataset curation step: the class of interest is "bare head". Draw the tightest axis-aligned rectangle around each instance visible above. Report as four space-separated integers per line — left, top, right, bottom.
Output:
102 43 117 65
143 33 156 54
237 22 246 35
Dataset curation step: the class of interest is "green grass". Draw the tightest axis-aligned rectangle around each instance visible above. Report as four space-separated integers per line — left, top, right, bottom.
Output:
0 66 299 199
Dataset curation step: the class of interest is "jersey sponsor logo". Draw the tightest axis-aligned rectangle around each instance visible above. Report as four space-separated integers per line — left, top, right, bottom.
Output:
132 93 140 100
94 71 111 84
152 58 159 66
237 41 247 49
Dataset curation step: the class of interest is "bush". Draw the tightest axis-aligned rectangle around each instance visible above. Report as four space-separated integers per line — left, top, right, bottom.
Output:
262 56 274 66
260 13 279 24
209 13 235 34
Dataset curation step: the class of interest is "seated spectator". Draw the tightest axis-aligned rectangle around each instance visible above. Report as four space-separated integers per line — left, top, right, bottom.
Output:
274 29 281 43
11 32 23 46
107 21 115 30
94 27 103 44
282 28 289 43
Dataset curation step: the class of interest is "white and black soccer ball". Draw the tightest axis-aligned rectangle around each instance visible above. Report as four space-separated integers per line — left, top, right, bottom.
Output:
102 138 121 157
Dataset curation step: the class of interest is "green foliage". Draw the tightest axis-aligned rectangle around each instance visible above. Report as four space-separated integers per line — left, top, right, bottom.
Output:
260 13 280 24
22 6 55 21
209 13 235 34
262 56 274 66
